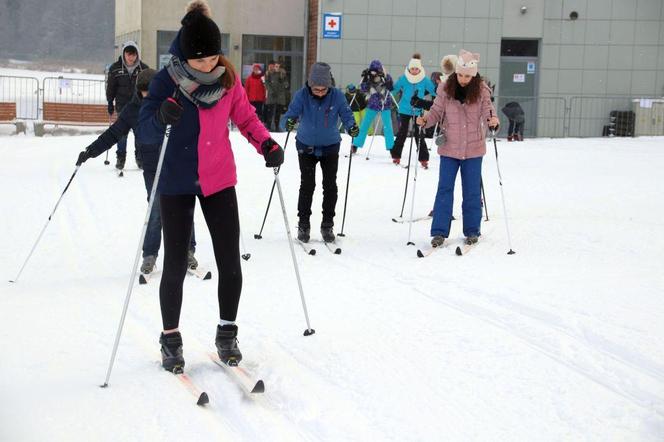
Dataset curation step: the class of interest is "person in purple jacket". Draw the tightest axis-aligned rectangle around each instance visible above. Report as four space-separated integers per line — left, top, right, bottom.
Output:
137 0 284 372
352 60 395 153
417 49 499 248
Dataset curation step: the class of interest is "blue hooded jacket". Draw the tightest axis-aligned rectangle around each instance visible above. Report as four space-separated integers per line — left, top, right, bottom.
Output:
283 86 356 152
392 75 437 116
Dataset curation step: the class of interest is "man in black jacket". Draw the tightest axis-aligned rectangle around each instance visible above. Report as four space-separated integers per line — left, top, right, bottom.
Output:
78 69 198 276
106 40 149 170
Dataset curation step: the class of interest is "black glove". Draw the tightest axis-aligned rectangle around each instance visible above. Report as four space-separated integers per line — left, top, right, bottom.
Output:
410 93 433 111
348 125 359 137
107 102 114 116
261 138 284 168
285 118 297 131
76 149 92 166
158 97 183 125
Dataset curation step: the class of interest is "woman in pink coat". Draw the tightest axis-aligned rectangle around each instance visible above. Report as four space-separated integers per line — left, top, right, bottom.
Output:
138 1 284 372
418 49 499 248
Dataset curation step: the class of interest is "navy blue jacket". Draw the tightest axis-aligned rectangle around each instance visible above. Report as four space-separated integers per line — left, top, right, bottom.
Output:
87 91 159 161
137 31 204 195
283 86 355 150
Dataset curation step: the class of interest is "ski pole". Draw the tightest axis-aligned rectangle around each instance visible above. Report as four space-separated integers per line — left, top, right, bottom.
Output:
254 130 291 239
273 168 315 336
398 118 416 218
338 139 354 237
406 129 426 246
339 93 358 131
364 113 383 161
239 228 251 261
104 116 112 165
481 177 489 221
102 122 173 388
491 130 515 255
9 166 81 283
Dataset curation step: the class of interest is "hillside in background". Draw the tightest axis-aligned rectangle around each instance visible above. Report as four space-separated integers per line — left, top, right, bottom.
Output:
0 0 114 68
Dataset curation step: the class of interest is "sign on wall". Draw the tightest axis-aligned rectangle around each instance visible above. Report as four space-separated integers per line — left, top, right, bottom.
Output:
527 62 536 74
323 13 342 39
513 73 525 83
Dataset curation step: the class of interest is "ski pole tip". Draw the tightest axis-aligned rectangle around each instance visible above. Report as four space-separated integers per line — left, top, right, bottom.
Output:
253 234 262 240
508 249 516 255
242 254 251 261
303 328 316 336
197 392 210 405
100 383 109 388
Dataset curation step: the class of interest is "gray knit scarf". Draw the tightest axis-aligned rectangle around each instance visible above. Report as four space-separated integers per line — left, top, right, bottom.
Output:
166 55 226 108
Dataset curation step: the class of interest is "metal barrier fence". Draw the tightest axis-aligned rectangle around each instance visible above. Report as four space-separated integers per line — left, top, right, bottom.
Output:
495 95 567 138
566 96 660 138
0 75 40 120
42 76 107 105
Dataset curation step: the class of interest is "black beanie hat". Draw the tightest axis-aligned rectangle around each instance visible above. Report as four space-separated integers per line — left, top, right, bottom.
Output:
179 1 221 59
136 68 157 92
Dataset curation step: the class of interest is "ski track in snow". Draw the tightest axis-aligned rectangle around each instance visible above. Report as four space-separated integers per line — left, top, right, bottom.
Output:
1 128 664 441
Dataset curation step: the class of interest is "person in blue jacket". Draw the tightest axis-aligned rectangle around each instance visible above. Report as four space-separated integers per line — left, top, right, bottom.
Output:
391 53 437 168
284 62 358 243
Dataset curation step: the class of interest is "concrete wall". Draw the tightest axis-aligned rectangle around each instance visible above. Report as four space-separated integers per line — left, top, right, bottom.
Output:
541 0 664 97
317 0 664 97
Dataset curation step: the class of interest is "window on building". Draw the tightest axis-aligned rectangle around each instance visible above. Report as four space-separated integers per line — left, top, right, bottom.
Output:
500 39 539 57
241 34 304 92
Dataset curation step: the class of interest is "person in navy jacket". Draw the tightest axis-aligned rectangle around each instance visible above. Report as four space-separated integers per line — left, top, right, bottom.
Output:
137 0 284 372
283 62 358 243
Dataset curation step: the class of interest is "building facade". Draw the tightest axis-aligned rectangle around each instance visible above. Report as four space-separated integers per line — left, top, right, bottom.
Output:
116 0 664 137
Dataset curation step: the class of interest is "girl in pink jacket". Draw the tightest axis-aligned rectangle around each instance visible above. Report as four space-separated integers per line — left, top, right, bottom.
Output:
418 49 499 248
138 1 284 372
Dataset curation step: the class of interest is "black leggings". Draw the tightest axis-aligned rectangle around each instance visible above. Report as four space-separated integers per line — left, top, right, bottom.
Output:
391 114 429 161
159 187 242 330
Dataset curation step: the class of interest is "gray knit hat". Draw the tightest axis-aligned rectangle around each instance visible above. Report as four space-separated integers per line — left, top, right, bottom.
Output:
307 62 332 88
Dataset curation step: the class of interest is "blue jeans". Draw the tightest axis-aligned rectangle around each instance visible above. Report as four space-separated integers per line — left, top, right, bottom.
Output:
142 155 196 257
354 108 394 149
117 134 128 156
431 156 483 238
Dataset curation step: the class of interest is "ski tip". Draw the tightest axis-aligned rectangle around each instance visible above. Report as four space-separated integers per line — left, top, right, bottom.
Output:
455 246 462 256
303 328 316 336
253 234 262 240
407 241 415 246
197 392 210 405
138 274 147 284
8 279 16 283
391 218 398 223
242 253 251 261
203 271 212 280
334 248 342 255
251 380 265 394
416 250 424 258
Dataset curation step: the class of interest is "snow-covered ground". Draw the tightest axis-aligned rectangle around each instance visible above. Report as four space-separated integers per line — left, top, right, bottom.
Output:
1 129 663 441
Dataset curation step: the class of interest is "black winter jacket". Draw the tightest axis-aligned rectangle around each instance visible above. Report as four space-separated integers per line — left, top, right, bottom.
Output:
106 57 149 112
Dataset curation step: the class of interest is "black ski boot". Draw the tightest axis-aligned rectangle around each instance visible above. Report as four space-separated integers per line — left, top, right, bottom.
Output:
297 223 310 243
215 324 242 366
431 235 445 248
320 224 335 243
115 153 126 170
465 236 479 245
159 331 185 373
